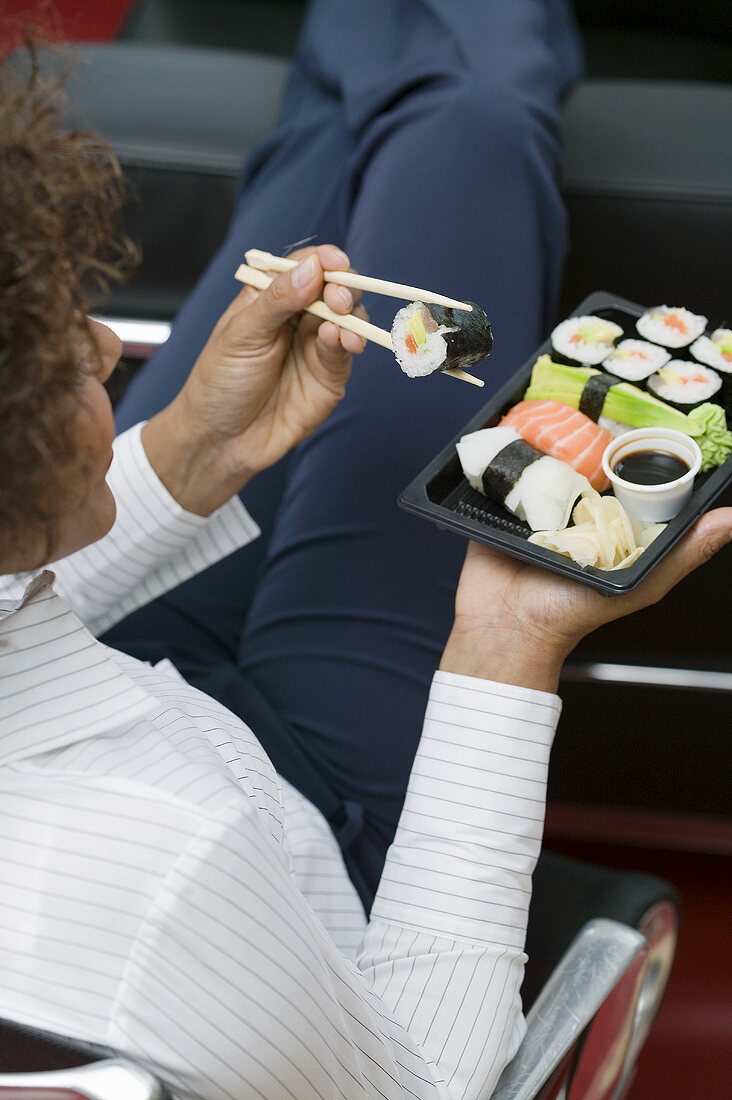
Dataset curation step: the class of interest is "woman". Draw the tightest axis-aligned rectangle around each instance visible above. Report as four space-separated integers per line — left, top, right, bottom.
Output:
1 44 731 1100
104 0 589 905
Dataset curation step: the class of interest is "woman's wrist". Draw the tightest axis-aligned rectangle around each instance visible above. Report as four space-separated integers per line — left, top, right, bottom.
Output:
140 398 251 517
439 618 569 694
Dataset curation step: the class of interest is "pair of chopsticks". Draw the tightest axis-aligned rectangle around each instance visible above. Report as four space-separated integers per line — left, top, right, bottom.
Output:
235 249 484 387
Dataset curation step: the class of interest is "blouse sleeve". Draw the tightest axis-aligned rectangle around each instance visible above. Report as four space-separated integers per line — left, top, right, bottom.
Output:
112 671 561 1100
53 422 260 636
361 670 562 1097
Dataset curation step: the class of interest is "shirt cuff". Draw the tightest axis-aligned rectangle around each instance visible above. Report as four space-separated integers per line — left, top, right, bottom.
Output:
432 668 563 714
111 421 260 547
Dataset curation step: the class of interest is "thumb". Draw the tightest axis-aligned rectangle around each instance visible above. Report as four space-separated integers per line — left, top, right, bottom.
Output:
236 254 325 345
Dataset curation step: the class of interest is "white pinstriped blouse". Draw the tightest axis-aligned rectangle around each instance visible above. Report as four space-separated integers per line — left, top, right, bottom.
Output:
0 423 561 1100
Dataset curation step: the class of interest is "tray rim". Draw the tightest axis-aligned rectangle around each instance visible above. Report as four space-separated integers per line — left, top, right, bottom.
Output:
398 290 732 596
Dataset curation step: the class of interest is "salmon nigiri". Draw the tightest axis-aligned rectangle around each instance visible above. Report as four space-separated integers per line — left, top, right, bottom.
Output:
499 399 611 491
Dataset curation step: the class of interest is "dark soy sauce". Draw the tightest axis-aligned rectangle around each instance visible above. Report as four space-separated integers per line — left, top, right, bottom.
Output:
613 449 690 486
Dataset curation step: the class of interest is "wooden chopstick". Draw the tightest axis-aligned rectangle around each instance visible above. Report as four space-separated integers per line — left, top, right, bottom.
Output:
235 264 393 348
245 249 474 312
233 264 484 388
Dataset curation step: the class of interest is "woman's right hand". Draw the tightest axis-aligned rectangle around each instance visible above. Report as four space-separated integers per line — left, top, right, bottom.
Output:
142 243 368 516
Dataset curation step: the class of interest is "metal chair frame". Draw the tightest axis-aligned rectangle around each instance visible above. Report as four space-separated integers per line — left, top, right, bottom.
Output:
0 917 654 1100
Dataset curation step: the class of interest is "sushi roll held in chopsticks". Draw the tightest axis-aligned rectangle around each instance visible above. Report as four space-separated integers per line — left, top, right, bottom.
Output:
239 249 488 386
391 300 493 378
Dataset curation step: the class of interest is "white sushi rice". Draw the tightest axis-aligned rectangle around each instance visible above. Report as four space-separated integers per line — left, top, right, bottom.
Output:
456 425 594 531
690 330 732 376
598 415 634 438
636 305 707 348
646 360 722 406
602 338 670 381
391 301 454 378
551 315 623 365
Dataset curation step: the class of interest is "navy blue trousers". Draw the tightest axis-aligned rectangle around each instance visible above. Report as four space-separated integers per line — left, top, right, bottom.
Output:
105 0 583 909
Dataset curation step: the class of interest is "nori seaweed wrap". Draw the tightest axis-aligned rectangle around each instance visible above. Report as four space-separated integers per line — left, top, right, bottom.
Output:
481 439 544 502
426 302 493 369
579 371 623 421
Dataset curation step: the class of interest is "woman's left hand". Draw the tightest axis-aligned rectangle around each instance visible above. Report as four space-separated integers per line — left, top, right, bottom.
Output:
440 507 732 693
142 243 368 514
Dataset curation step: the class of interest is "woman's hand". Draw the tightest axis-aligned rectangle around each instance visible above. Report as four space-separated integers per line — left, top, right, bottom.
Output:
142 244 368 515
440 507 732 693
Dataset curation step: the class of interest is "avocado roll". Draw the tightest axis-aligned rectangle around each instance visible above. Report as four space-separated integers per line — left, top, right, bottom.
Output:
551 315 623 365
636 306 707 349
646 360 722 413
690 330 732 417
392 300 492 378
690 329 732 373
602 339 670 382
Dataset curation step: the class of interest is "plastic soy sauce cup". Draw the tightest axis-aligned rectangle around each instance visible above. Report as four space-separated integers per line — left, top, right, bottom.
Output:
601 427 703 523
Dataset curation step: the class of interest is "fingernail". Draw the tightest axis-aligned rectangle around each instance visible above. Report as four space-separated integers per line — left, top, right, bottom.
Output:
292 255 318 287
330 247 349 266
337 287 353 310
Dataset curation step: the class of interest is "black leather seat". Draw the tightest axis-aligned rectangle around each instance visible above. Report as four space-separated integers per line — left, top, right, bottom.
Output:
47 0 730 324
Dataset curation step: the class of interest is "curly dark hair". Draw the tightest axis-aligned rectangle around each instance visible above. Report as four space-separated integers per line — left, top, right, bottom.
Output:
0 38 138 567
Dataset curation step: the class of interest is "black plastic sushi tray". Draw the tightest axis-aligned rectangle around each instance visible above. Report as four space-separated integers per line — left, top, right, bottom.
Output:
398 291 732 595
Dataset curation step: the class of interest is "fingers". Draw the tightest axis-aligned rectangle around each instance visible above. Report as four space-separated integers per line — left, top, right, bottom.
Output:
230 243 364 339
318 323 365 355
323 282 358 314
284 250 362 315
316 304 369 355
286 243 350 273
339 327 368 355
269 245 363 313
225 242 369 360
230 253 327 345
635 507 732 604
314 243 350 272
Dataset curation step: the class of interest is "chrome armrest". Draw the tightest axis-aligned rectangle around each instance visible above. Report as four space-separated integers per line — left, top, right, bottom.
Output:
489 918 647 1100
0 1057 167 1100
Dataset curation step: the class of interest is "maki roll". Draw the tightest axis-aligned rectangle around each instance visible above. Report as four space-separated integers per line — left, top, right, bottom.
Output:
690 329 732 417
602 339 670 382
551 315 623 365
646 360 722 413
690 328 732 372
456 425 595 532
636 306 707 348
391 300 493 378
